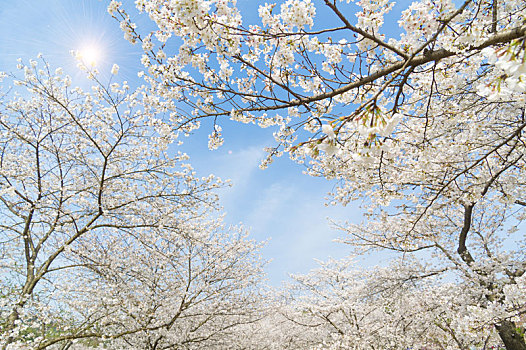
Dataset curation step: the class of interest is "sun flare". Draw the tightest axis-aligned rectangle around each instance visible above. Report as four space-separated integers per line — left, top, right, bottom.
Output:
79 44 102 66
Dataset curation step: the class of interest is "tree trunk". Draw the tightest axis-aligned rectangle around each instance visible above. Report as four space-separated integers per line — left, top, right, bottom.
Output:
1 309 19 350
496 320 526 350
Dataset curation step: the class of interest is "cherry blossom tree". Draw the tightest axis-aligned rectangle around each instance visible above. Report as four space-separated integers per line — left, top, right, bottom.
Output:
282 256 526 349
111 0 526 348
50 221 266 350
0 59 266 349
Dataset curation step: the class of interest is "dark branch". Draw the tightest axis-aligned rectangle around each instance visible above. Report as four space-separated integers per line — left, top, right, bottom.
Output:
457 204 475 265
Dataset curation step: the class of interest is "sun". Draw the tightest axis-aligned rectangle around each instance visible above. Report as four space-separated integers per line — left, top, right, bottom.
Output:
79 44 102 66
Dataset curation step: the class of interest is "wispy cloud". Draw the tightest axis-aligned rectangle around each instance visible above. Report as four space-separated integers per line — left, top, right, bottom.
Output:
181 138 363 285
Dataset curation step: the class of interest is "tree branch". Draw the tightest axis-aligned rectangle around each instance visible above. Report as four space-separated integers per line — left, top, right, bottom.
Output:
457 204 475 266
323 0 409 59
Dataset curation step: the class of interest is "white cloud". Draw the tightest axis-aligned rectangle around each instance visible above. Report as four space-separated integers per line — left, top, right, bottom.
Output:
240 176 359 284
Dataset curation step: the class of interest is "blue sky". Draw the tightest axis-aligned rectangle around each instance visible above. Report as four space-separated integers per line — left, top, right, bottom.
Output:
0 0 370 285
